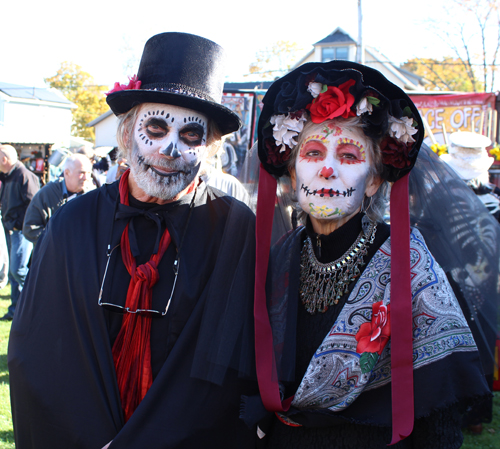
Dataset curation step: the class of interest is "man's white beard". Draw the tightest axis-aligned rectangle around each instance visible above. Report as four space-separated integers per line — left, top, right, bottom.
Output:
130 143 199 200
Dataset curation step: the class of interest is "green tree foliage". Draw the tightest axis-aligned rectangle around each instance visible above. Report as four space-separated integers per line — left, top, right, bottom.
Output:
44 62 109 141
402 57 480 92
248 40 303 79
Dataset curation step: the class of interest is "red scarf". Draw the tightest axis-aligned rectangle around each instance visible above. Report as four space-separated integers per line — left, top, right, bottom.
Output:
112 170 172 422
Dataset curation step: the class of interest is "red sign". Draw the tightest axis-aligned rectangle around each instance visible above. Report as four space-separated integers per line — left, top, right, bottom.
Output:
409 92 496 141
35 158 44 172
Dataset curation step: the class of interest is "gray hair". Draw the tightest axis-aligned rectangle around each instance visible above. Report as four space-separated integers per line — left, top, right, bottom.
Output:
288 115 390 223
115 104 223 159
0 145 18 163
63 153 91 172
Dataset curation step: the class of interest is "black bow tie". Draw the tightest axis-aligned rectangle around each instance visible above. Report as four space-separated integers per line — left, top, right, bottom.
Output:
115 203 165 257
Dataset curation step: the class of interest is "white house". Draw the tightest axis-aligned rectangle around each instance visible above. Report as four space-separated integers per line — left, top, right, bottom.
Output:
87 110 119 148
0 82 74 160
293 28 427 91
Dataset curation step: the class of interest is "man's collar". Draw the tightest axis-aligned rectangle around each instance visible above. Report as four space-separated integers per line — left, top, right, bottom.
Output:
61 178 82 200
62 178 69 198
5 161 20 177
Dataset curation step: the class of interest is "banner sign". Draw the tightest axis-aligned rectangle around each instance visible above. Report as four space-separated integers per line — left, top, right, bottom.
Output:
409 93 496 143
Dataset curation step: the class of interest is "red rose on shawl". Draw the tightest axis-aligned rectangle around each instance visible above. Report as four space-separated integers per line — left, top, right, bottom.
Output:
306 79 356 123
106 75 142 96
380 137 412 169
356 301 391 355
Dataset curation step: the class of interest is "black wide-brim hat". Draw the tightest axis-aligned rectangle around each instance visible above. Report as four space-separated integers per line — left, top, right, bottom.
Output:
106 32 241 136
254 60 425 445
258 60 424 182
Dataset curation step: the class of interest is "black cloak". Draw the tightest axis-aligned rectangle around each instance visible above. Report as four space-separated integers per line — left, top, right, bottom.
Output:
8 180 258 449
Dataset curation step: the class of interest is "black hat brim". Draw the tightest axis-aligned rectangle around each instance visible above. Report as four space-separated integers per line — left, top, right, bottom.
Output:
257 61 424 181
106 89 241 136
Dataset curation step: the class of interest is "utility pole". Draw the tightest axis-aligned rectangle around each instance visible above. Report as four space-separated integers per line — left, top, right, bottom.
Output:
356 0 365 64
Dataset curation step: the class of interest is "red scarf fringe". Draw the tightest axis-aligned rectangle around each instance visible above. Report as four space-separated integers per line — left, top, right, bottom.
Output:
112 170 172 421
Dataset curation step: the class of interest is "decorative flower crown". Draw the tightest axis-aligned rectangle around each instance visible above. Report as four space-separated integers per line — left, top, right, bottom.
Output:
260 66 423 182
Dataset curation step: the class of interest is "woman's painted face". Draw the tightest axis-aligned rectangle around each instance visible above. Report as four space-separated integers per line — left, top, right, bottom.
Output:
292 121 377 222
130 103 208 200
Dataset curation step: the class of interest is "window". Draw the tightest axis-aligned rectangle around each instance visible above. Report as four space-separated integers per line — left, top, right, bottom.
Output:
336 47 349 60
322 46 349 62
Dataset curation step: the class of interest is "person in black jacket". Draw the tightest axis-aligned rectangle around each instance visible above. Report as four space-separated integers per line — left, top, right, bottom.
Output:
22 154 92 244
250 61 490 448
8 33 259 449
0 144 39 320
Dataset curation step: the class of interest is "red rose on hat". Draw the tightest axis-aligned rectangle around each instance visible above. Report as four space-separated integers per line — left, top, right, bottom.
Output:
356 301 391 355
265 138 291 167
306 79 356 123
380 137 412 169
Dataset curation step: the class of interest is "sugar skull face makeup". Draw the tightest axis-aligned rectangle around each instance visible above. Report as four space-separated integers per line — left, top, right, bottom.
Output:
291 120 379 225
130 103 208 200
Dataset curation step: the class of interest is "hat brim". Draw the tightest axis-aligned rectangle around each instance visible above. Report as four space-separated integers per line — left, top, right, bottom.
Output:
257 61 424 181
440 153 494 180
106 89 241 136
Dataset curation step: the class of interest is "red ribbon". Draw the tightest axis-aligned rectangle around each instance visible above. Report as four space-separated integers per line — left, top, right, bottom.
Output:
255 167 415 443
388 174 414 444
254 164 294 412
111 170 172 422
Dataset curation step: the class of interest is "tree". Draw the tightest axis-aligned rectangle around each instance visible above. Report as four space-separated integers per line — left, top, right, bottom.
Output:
429 0 500 92
45 62 109 141
402 57 479 92
248 40 304 79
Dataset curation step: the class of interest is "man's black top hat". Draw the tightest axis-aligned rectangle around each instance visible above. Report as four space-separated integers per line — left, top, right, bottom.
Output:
106 32 241 136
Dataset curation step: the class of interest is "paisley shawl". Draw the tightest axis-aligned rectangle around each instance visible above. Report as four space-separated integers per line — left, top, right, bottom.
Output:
279 228 477 416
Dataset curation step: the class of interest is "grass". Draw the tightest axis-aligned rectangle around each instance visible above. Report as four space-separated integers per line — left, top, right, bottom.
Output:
0 284 499 448
0 284 14 449
462 391 500 448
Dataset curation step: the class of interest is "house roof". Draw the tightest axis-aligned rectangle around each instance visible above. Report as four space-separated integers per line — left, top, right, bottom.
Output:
314 28 356 46
87 109 114 127
0 81 72 105
394 66 428 88
290 29 427 91
364 46 425 90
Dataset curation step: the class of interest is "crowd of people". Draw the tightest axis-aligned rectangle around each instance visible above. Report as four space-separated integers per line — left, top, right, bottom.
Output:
1 31 499 449
0 144 125 319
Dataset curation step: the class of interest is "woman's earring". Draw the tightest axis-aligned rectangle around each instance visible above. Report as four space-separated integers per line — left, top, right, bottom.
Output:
361 195 373 214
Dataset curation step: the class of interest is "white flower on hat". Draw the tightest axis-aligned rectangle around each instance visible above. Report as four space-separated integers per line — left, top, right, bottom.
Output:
307 82 323 98
388 115 418 144
356 97 373 116
271 113 307 152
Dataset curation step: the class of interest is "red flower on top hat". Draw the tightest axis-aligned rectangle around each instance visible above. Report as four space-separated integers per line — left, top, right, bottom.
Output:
306 79 356 123
356 301 391 355
106 75 142 96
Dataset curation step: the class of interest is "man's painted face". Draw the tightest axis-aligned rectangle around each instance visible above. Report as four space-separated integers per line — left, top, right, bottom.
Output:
130 103 208 200
292 121 375 222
